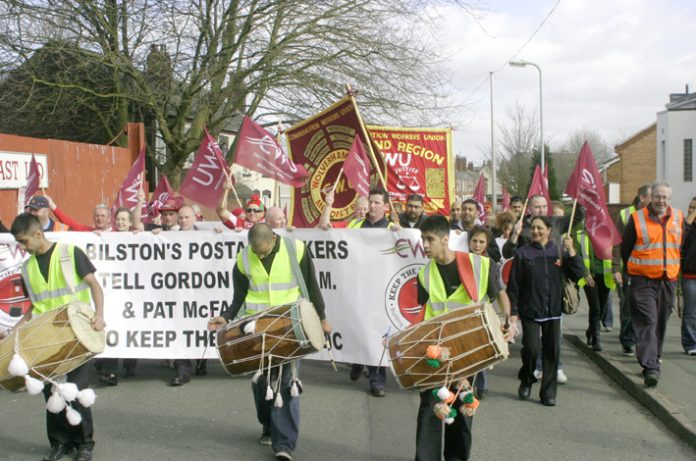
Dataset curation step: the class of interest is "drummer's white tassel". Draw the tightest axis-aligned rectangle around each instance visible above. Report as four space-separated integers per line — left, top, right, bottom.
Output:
251 370 263 384
290 381 300 398
65 406 82 426
274 392 284 408
265 385 274 401
445 417 455 425
46 392 66 414
77 389 96 408
243 320 256 335
436 386 450 401
25 376 45 395
58 383 79 402
8 353 29 377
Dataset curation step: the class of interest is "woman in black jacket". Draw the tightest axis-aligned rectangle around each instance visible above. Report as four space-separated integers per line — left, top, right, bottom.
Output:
507 216 584 406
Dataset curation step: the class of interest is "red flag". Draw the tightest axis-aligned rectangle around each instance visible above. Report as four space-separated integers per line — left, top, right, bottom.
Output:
343 135 371 197
112 146 146 216
179 128 231 210
565 141 621 259
19 154 41 207
502 187 511 211
527 164 551 215
144 175 174 223
234 116 309 187
472 172 488 223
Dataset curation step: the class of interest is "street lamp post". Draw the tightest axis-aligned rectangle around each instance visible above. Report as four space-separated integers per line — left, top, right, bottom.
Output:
509 59 544 174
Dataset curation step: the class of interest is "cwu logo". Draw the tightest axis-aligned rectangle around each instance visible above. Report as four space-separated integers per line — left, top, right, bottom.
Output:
384 263 424 330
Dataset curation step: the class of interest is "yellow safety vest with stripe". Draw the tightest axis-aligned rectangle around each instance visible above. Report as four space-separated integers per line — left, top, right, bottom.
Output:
619 205 636 225
236 237 304 316
22 244 91 315
347 218 395 229
575 230 616 290
418 253 489 321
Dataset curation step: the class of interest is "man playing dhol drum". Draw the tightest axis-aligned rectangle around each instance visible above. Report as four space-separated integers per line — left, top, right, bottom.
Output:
4 213 105 461
415 215 514 461
208 223 331 461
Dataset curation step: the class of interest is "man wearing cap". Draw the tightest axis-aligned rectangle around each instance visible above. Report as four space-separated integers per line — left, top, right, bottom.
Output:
25 196 70 232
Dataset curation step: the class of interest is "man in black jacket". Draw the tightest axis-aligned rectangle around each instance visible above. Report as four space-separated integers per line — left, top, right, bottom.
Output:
398 193 428 229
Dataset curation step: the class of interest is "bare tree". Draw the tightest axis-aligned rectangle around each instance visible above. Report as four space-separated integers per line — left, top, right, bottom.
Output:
0 0 466 182
559 128 614 164
555 128 614 194
492 103 539 196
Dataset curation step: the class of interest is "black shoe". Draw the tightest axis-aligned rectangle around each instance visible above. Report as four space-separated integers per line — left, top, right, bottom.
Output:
592 338 603 352
349 364 363 382
123 368 136 379
644 372 659 388
475 387 488 400
541 397 556 406
76 448 93 461
622 346 634 356
585 329 593 346
370 385 385 397
43 445 71 461
99 373 118 386
170 375 191 386
518 383 531 401
194 366 207 376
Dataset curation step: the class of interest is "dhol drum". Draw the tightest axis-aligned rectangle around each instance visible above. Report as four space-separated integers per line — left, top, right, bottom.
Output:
216 299 324 376
388 302 509 390
0 301 106 391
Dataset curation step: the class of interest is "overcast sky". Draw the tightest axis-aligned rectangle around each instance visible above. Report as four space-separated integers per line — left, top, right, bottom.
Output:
431 0 696 163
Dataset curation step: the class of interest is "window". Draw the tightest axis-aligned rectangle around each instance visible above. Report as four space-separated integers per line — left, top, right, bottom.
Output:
686 139 693 183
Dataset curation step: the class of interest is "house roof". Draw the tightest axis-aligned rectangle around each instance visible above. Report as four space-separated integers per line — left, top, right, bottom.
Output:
614 122 656 152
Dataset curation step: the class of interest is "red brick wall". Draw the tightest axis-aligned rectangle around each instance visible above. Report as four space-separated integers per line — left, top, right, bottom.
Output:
0 124 144 227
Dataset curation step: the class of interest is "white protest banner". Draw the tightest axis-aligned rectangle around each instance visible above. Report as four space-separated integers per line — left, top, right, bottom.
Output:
0 229 496 367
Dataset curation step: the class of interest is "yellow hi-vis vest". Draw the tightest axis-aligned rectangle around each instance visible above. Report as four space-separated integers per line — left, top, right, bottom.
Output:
22 244 91 315
236 237 305 316
576 231 616 290
619 205 636 225
418 253 490 321
347 218 395 229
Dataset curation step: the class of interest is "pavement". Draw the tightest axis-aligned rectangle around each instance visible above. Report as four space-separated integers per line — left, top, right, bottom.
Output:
563 290 696 451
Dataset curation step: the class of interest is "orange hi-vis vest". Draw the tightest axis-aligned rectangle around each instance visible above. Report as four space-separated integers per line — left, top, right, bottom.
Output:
627 206 683 279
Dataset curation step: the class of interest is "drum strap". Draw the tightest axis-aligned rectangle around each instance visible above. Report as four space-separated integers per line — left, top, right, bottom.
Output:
284 237 310 347
58 244 78 300
455 252 479 302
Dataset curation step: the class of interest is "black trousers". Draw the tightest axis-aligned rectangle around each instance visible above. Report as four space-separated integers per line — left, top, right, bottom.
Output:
42 363 94 450
583 274 611 343
618 272 635 347
630 276 675 375
99 358 137 375
519 318 561 401
415 387 473 461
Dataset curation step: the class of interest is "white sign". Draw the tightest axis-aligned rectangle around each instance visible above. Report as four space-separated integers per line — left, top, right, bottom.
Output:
0 229 477 366
0 152 49 189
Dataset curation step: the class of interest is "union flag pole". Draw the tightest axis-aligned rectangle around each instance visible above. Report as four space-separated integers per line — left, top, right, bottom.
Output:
345 83 399 220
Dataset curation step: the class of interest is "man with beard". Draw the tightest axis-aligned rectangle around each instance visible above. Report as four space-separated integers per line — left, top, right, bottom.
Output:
398 193 428 229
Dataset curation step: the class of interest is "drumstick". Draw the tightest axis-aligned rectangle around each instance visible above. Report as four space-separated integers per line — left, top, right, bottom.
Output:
376 326 392 369
324 334 338 372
